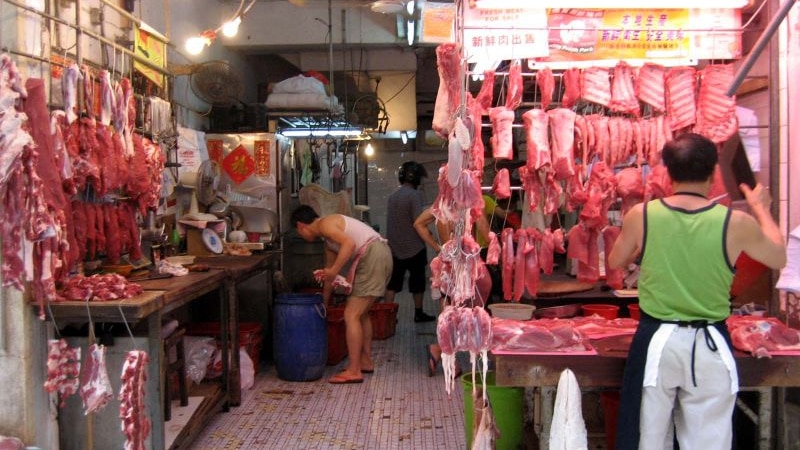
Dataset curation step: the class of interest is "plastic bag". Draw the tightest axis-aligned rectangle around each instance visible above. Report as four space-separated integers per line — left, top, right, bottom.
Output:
185 336 216 384
240 348 255 390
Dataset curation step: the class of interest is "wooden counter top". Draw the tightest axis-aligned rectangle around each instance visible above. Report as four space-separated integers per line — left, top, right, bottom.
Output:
193 253 276 281
46 290 166 323
136 269 227 314
494 333 800 388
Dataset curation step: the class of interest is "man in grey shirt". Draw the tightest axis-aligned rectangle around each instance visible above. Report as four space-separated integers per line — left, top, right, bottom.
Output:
384 161 435 322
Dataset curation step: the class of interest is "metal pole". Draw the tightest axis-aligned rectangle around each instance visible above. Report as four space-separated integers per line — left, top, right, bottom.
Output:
726 0 798 97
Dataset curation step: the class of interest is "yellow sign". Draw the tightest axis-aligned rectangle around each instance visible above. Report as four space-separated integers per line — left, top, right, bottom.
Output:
134 24 166 88
546 8 691 62
421 2 455 43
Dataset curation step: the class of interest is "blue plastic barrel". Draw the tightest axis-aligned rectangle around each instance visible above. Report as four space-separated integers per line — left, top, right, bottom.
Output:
273 293 328 381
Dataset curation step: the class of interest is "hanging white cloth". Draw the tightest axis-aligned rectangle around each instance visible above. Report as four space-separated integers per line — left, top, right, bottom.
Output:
549 368 588 450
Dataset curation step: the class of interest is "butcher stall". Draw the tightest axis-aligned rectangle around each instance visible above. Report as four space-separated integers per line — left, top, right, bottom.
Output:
425 1 798 448
0 0 287 447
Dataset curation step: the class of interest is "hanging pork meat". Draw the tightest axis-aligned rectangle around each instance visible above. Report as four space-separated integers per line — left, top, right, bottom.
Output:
489 106 514 160
580 66 611 107
548 108 577 180
665 66 697 131
522 108 550 171
474 70 495 115
504 60 523 111
433 43 461 138
536 66 555 110
561 67 581 108
636 62 666 112
609 61 640 116
694 63 738 144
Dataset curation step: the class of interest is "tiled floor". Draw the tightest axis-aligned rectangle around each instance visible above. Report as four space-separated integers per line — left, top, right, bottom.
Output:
187 292 469 449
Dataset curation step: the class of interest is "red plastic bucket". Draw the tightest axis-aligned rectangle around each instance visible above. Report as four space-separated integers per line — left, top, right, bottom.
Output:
627 303 641 320
581 304 620 319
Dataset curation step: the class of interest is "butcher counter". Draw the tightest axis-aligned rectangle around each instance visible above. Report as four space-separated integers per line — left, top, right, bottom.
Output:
43 253 278 450
492 333 800 449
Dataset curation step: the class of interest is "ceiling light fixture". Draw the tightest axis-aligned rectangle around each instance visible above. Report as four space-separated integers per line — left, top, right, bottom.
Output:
364 143 375 157
469 0 748 7
221 16 242 38
184 0 256 55
279 127 364 138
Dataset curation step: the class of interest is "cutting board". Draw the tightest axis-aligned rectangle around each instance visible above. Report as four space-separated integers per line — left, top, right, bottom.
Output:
536 279 595 297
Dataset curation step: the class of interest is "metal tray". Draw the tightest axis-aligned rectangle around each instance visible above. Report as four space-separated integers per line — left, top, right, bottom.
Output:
533 303 582 319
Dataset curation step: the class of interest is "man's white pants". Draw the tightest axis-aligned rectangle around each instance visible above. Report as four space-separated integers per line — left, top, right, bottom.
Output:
638 326 737 450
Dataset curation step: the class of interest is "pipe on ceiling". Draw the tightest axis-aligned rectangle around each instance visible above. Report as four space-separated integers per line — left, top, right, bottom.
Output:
726 0 798 97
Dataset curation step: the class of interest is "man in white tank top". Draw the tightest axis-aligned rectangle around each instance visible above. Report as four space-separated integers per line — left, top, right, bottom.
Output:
291 205 393 384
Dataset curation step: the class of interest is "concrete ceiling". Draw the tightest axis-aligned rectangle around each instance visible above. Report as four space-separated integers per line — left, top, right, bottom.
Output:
215 0 446 130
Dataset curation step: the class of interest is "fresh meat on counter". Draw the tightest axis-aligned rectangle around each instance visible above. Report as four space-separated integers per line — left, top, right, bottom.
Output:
727 316 800 358
491 318 587 353
568 316 639 338
59 273 143 302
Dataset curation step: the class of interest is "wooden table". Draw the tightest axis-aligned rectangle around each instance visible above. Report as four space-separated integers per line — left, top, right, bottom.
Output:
493 334 800 449
45 253 276 450
192 253 277 405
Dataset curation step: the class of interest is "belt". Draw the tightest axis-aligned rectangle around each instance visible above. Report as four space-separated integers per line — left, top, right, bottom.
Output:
662 319 724 329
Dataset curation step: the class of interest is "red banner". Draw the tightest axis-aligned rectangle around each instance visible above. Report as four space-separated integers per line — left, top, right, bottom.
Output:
253 140 271 176
207 140 224 163
222 144 256 185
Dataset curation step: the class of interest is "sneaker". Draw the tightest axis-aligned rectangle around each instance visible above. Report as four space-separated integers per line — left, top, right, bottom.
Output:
414 312 436 323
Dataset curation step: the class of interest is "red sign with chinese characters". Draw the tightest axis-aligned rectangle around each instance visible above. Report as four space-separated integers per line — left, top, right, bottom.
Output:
222 144 256 185
207 139 224 163
253 140 271 176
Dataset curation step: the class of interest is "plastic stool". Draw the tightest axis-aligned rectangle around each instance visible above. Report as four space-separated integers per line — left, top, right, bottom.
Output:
163 327 188 421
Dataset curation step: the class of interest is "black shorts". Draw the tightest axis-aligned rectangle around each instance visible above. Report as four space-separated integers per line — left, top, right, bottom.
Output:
387 248 427 294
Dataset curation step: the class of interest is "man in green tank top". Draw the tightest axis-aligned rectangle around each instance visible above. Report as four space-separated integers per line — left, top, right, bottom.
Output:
608 133 785 449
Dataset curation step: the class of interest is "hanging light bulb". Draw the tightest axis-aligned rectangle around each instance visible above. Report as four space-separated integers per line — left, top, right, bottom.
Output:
185 30 216 55
221 16 242 38
185 36 207 55
406 20 415 46
364 143 375 157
